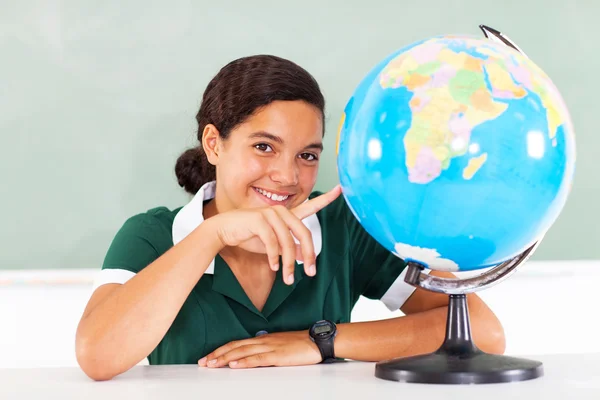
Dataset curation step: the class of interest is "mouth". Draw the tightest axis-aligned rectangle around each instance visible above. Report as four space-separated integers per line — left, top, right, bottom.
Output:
253 187 295 206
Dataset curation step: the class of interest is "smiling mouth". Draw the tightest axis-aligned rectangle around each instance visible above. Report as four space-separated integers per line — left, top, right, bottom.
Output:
253 187 293 202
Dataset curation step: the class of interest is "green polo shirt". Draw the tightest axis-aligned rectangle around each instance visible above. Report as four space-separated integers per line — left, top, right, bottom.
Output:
96 181 412 365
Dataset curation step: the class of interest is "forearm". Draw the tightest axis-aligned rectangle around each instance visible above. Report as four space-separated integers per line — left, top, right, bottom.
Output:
76 219 223 379
334 302 505 362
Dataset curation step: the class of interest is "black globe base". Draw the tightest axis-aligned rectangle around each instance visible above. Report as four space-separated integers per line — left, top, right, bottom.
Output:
375 294 543 384
375 349 543 384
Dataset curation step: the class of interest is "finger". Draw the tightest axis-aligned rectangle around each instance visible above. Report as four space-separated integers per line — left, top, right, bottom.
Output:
292 185 342 220
229 352 276 369
294 244 304 262
208 345 272 368
272 206 316 277
253 215 281 271
262 208 297 284
203 339 258 366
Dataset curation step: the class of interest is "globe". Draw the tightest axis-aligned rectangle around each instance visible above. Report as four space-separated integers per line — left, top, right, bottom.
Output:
336 34 576 272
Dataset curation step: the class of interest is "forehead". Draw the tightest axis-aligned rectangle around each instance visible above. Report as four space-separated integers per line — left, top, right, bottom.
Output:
233 100 323 143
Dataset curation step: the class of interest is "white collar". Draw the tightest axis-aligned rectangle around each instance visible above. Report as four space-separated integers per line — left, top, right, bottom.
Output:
172 181 322 274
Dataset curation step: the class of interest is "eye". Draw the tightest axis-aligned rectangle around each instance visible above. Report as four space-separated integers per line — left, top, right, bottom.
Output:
299 152 319 161
254 143 273 152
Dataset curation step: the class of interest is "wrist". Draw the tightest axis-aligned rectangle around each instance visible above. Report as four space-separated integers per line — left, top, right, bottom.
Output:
309 320 338 362
196 217 226 253
332 323 349 359
304 332 322 359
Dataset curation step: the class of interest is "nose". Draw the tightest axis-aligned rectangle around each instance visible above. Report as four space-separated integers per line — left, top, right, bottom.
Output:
270 156 299 186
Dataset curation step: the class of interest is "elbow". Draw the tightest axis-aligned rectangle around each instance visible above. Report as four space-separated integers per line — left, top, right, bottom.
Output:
468 299 506 355
473 314 506 355
480 323 506 355
76 335 120 381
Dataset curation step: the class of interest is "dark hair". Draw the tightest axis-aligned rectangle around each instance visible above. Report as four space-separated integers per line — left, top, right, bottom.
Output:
175 55 326 195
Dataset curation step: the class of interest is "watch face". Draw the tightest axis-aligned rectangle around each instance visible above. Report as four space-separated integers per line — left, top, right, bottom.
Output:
314 325 331 335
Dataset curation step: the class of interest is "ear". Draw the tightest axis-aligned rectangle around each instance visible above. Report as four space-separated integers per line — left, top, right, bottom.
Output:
201 124 221 166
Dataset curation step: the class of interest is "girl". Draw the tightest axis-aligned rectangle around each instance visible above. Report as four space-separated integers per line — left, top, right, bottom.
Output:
75 55 505 381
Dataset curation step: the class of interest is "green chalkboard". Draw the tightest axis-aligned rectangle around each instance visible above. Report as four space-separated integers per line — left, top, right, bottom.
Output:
1 0 596 269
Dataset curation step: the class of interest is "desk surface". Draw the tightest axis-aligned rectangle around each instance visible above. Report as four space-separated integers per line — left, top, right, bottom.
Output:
1 353 598 399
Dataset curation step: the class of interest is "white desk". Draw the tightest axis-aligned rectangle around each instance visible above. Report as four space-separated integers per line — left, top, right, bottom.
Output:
1 353 598 399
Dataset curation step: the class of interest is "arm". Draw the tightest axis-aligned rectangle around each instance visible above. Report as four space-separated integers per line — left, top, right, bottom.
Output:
200 199 506 369
334 270 506 361
76 218 223 381
77 189 341 380
200 270 505 369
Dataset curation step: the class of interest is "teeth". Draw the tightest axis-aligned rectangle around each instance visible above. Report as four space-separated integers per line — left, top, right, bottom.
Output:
256 188 289 202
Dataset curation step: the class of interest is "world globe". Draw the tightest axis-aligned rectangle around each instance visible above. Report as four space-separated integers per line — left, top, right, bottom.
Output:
336 34 576 272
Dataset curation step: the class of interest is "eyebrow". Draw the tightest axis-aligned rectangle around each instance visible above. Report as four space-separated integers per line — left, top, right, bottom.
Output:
249 131 324 152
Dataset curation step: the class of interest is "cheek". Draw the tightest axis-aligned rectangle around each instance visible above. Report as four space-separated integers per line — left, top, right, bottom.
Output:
228 154 267 182
299 164 319 188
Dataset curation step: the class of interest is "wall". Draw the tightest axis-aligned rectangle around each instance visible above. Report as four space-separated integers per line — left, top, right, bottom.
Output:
1 1 598 271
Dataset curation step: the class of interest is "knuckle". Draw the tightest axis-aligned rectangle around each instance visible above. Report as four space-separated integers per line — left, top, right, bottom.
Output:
255 208 269 219
283 234 295 247
226 341 237 350
299 224 312 238
258 212 271 223
263 207 278 218
272 204 286 213
253 215 267 228
267 230 278 244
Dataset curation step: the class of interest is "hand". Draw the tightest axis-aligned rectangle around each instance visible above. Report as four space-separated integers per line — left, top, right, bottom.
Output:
197 331 322 369
209 185 342 284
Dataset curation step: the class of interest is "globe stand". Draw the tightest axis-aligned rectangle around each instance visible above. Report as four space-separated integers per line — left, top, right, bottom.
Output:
375 242 544 384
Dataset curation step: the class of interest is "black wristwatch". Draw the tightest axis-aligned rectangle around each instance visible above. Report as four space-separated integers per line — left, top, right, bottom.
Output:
309 320 337 363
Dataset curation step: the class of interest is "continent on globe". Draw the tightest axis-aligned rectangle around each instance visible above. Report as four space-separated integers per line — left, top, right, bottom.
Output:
379 38 567 184
394 242 459 271
477 46 565 142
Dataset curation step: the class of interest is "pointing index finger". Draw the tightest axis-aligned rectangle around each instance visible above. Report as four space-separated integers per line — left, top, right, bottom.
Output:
292 185 342 220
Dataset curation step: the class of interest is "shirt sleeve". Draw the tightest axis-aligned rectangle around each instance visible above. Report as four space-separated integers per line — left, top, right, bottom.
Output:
344 201 419 311
92 214 162 290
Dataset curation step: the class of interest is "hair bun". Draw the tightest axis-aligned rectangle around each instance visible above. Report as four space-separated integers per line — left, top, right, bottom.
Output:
175 148 211 195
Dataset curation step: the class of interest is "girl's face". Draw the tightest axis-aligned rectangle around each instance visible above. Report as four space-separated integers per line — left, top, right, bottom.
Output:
205 100 324 212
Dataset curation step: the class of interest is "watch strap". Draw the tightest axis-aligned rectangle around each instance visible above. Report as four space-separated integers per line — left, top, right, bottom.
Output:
317 335 336 362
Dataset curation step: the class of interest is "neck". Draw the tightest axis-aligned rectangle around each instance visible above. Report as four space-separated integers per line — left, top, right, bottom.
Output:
203 198 219 220
203 182 237 219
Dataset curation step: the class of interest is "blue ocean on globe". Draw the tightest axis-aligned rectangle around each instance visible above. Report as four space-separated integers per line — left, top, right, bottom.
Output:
336 35 576 271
